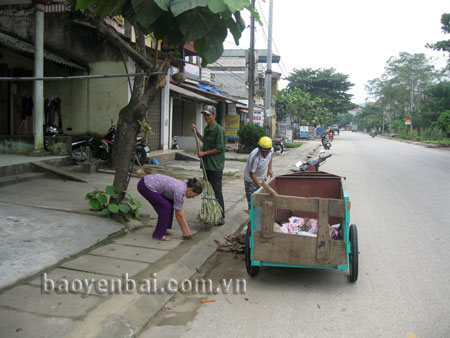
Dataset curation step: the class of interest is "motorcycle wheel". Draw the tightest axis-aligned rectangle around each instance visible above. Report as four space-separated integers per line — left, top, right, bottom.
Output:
135 146 147 165
97 147 108 160
72 146 87 163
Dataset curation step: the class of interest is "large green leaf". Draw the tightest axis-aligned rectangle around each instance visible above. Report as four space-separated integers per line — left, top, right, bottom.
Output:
75 0 96 10
151 12 184 45
101 208 110 216
122 0 138 25
177 8 216 42
97 193 108 205
119 203 131 214
224 0 248 12
89 198 100 211
105 185 119 198
95 0 126 18
108 203 120 213
198 18 227 65
245 4 261 24
208 0 227 13
132 0 162 28
222 10 244 45
154 0 170 10
170 0 208 17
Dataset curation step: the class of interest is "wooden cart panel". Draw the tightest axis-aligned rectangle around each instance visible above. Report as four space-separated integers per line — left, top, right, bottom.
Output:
251 172 349 267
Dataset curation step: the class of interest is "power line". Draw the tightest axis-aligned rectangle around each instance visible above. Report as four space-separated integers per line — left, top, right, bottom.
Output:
256 0 289 78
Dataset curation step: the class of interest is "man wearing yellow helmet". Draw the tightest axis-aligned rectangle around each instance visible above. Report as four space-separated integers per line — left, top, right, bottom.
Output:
244 136 274 210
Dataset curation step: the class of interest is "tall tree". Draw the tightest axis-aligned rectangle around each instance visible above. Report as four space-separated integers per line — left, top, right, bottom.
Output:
275 88 329 126
74 0 255 200
286 68 355 115
366 53 437 119
426 13 450 70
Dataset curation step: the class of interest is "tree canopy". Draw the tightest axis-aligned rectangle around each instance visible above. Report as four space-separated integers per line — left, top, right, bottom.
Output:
75 0 257 66
73 0 255 200
366 52 437 119
275 88 330 126
286 68 355 114
426 13 450 69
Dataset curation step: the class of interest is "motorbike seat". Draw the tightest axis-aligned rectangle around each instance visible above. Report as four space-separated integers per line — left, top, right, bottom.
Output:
72 135 92 143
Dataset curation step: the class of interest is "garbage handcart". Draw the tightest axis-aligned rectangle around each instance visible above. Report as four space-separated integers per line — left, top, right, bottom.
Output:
245 171 358 282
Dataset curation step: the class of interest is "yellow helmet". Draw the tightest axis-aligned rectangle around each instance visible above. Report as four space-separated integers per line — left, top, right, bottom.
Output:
258 136 272 150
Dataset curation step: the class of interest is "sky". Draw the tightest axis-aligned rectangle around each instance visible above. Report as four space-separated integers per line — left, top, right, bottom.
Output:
224 0 449 105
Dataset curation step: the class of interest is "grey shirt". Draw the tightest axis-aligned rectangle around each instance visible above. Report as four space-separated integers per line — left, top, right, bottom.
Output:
244 147 273 182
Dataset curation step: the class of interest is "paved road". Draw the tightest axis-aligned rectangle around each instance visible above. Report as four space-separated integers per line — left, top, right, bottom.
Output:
140 132 450 338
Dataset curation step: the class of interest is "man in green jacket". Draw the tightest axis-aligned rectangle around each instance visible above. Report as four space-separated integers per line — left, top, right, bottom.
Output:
192 105 226 225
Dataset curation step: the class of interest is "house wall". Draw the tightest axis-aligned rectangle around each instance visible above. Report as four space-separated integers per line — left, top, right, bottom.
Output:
212 72 247 98
171 99 200 150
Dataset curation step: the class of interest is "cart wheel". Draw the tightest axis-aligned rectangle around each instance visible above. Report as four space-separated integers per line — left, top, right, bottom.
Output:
245 224 260 277
349 224 358 282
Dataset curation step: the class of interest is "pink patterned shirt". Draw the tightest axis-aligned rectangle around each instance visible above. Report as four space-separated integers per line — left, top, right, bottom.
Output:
143 174 187 210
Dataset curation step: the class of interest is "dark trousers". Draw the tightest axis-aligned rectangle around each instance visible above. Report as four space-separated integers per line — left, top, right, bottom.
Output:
205 170 225 218
137 178 174 238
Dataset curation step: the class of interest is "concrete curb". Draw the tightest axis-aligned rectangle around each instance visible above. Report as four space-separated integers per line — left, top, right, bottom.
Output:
63 199 248 338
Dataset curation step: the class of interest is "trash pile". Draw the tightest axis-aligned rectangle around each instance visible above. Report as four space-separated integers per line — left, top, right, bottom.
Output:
274 216 341 240
214 231 246 257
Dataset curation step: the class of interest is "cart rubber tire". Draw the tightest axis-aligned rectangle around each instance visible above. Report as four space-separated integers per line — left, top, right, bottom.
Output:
245 224 260 277
135 146 147 165
349 224 358 282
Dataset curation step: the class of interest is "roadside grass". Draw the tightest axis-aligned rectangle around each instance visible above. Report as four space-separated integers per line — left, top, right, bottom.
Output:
284 142 302 148
423 139 450 145
226 157 248 162
223 172 236 177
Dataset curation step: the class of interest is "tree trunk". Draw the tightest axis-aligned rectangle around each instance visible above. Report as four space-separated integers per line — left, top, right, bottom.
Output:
111 30 172 201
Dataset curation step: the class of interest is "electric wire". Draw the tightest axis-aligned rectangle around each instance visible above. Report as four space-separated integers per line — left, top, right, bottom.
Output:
256 0 290 78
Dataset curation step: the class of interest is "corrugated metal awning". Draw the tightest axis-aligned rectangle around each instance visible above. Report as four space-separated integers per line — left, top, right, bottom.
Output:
0 32 87 71
170 84 216 104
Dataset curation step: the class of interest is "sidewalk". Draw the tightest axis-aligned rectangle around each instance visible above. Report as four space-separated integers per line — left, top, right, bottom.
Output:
0 141 320 338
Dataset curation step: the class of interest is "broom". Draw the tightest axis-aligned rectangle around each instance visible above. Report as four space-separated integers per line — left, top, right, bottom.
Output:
193 130 223 227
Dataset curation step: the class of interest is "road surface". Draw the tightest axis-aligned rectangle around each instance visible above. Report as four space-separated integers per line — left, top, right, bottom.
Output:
140 132 450 338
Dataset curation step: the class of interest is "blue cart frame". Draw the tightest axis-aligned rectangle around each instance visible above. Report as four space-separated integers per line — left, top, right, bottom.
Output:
245 171 358 282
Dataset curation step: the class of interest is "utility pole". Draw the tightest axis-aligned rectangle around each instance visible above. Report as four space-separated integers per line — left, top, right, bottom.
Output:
264 0 273 136
32 3 45 154
247 0 255 125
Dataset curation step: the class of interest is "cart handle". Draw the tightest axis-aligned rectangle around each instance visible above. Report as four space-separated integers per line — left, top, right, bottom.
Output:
260 180 279 196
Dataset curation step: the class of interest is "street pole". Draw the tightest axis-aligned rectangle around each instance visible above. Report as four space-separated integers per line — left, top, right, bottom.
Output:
248 0 256 125
264 0 273 136
32 3 45 153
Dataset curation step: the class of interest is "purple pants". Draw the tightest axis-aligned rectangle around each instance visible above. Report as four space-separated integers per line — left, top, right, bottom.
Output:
137 178 174 238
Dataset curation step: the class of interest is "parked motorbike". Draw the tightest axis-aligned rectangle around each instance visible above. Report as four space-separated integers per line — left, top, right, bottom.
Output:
295 152 332 172
44 123 93 163
272 138 284 154
97 122 149 165
321 135 332 150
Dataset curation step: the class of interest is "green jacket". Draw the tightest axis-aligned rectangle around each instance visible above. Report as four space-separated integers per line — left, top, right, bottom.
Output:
202 122 225 171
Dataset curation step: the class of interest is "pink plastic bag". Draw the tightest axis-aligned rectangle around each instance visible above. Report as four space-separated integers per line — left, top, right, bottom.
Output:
306 218 318 234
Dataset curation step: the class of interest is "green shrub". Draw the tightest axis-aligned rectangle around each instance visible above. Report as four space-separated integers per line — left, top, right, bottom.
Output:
237 125 267 153
284 142 302 148
85 185 142 220
438 111 450 136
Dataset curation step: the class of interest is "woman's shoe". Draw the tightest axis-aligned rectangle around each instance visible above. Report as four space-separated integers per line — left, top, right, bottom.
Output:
183 235 192 240
153 236 171 241
165 231 174 236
